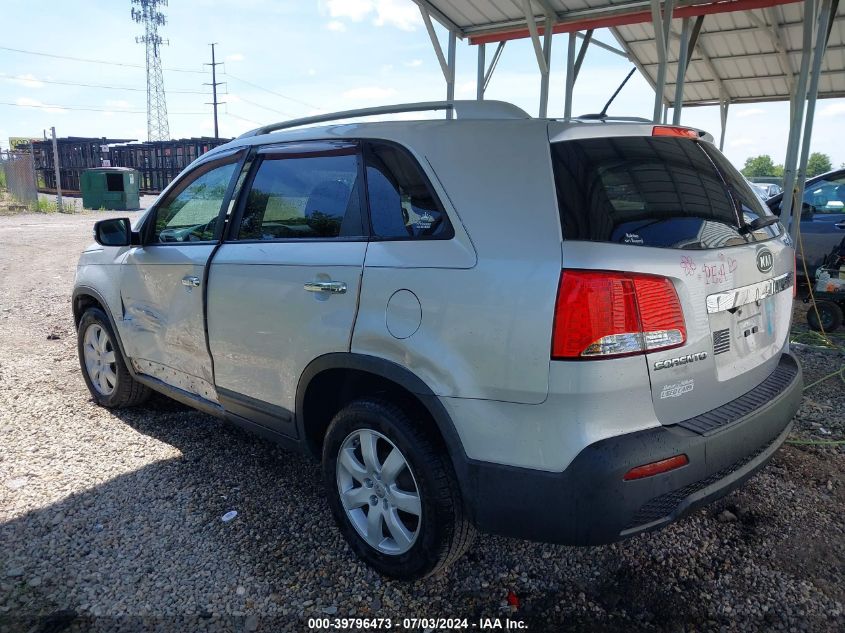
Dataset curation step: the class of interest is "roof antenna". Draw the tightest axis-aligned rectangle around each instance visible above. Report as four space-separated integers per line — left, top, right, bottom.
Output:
579 66 637 120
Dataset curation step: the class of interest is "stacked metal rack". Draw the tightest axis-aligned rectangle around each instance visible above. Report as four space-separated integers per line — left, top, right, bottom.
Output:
29 136 230 194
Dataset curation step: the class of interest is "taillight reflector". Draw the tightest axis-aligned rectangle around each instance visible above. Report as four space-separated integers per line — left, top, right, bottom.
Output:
552 270 686 359
652 125 699 139
624 454 689 481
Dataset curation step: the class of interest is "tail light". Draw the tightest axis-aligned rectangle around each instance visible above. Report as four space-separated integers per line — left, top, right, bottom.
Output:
652 125 699 139
552 270 686 359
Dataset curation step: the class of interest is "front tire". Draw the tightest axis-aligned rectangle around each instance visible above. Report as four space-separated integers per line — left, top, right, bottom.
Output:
322 399 475 579
77 307 150 408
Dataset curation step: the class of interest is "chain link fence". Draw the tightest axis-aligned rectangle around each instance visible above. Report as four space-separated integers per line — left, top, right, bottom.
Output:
0 150 39 209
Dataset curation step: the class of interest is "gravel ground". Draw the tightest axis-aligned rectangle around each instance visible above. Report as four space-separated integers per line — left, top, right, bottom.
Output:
0 211 843 633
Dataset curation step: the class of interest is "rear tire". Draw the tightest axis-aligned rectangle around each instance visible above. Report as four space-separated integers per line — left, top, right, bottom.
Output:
322 399 475 579
807 300 843 332
77 307 150 408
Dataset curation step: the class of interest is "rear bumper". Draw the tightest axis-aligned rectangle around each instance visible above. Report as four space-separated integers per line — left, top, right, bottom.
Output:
463 352 802 545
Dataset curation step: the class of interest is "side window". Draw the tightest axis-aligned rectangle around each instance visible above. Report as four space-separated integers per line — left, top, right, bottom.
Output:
364 142 452 239
237 149 364 240
152 154 240 243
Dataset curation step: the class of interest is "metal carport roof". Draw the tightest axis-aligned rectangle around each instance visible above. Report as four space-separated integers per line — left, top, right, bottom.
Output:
611 2 845 106
410 0 842 253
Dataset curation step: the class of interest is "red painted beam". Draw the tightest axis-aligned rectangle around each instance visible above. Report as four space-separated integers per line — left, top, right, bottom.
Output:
468 0 802 45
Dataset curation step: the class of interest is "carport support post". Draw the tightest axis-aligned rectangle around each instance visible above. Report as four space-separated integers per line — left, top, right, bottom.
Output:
781 0 816 236
50 126 62 211
651 0 675 122
539 17 553 117
419 4 457 119
446 30 456 117
564 32 576 118
791 0 838 243
477 44 486 100
672 17 691 125
719 97 730 151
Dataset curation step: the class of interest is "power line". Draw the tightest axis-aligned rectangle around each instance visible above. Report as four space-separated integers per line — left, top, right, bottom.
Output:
0 45 207 74
234 95 296 118
0 75 206 94
0 101 205 114
224 72 321 110
225 110 263 126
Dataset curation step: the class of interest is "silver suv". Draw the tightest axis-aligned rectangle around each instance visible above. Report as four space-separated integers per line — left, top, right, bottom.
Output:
73 101 803 579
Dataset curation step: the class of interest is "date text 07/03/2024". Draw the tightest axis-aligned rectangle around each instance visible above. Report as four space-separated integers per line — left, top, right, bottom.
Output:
307 617 528 630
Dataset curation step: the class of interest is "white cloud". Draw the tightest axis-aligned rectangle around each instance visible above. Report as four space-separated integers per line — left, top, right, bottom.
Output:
226 53 245 62
455 80 476 98
820 102 845 117
16 97 65 114
307 68 317 77
405 59 423 67
372 0 420 30
105 99 130 109
14 74 43 88
729 137 757 148
326 20 347 32
736 108 766 118
323 0 420 30
325 0 372 21
226 93 242 103
341 86 397 101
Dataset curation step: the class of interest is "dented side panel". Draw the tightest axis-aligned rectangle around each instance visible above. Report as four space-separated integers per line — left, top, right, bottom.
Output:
120 244 217 401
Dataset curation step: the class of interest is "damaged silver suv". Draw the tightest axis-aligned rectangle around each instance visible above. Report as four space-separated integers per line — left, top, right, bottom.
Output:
73 101 802 579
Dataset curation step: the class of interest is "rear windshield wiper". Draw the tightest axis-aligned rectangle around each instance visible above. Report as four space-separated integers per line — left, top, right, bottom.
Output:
739 215 780 235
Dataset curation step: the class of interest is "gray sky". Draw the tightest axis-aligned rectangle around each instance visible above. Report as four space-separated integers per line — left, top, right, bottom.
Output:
1 0 843 170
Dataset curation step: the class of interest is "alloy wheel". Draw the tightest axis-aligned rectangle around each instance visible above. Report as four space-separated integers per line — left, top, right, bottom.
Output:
336 428 422 555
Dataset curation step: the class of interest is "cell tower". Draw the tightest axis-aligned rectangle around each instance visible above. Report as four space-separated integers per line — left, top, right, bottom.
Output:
131 0 170 141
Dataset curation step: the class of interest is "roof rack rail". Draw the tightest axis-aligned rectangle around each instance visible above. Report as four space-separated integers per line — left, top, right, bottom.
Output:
238 100 530 138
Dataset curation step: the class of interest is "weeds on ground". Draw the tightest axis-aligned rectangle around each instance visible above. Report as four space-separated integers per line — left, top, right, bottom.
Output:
31 197 76 214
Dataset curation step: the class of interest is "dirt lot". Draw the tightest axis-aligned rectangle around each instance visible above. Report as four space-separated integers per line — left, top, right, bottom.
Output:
0 210 843 632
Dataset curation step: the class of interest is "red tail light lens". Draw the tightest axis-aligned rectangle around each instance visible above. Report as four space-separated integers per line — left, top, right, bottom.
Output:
552 270 686 359
652 125 699 139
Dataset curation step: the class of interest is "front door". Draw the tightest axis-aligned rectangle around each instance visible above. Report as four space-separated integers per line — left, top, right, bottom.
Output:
207 141 367 436
119 150 243 401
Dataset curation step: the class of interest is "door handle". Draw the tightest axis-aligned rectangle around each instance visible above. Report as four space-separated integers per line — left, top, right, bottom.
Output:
304 281 347 294
835 221 845 229
182 275 201 287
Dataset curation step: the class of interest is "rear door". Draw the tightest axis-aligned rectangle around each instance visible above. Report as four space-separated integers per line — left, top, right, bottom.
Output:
207 141 367 437
551 131 794 424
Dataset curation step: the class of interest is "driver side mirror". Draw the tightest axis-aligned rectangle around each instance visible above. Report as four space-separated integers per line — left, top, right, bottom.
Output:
93 217 135 246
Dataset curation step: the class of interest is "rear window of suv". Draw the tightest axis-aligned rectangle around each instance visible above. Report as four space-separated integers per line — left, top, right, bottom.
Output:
551 136 780 249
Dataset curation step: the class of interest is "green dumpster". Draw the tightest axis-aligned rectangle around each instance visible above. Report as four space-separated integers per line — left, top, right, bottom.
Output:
80 167 140 210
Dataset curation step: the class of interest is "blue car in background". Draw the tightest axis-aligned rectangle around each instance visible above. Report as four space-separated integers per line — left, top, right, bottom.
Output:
767 168 845 279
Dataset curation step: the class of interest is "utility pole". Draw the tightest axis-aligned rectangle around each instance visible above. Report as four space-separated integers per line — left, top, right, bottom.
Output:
50 126 62 211
204 43 225 139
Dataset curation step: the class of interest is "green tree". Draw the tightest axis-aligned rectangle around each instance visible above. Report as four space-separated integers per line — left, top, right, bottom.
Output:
805 152 832 177
741 155 783 178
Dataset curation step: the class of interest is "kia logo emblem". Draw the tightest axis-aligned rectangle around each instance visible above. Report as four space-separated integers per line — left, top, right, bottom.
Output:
756 248 773 273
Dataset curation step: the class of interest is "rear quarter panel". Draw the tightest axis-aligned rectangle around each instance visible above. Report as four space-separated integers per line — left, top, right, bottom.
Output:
351 120 562 404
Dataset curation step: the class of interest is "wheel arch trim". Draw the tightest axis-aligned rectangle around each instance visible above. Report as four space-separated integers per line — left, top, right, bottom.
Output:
72 285 136 378
295 353 470 478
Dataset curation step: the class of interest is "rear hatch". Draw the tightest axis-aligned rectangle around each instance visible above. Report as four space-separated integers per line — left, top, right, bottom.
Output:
550 125 794 424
